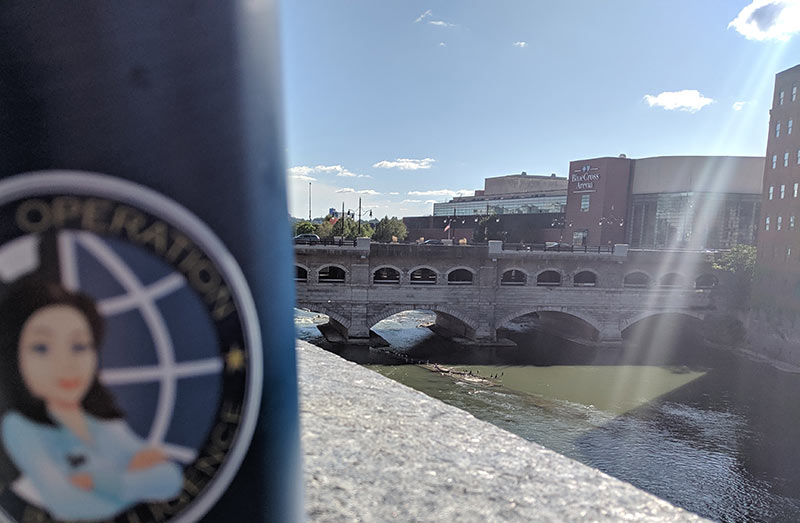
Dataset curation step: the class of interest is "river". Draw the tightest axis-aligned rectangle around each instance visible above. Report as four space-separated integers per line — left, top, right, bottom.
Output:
295 309 800 522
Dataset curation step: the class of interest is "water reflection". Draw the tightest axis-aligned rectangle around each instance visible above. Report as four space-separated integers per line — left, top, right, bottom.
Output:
295 309 800 521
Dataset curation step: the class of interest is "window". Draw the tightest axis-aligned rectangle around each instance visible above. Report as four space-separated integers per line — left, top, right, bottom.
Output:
777 121 781 137
780 90 785 105
580 194 590 212
410 267 437 284
373 267 401 284
797 148 800 165
773 154 778 169
794 86 798 102
572 229 588 246
766 216 770 230
573 271 597 287
787 247 792 262
319 265 346 283
536 270 562 286
791 215 796 229
778 216 782 231
623 272 649 288
795 182 799 197
790 119 794 135
781 184 785 199
769 185 774 200
785 152 790 167
501 270 526 286
447 269 474 285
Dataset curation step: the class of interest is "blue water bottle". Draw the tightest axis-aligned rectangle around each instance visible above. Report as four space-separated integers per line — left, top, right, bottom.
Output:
0 2 301 522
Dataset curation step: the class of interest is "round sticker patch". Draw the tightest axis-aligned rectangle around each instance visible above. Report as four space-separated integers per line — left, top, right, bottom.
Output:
0 172 262 523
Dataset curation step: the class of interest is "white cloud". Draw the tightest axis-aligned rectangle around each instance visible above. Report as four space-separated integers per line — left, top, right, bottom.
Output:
439 42 447 47
290 174 317 182
513 41 528 48
289 164 369 178
402 199 424 203
728 0 800 41
373 157 436 170
424 200 438 204
389 192 400 195
429 20 455 27
414 9 432 23
643 90 715 112
335 187 380 195
732 101 747 111
408 189 472 197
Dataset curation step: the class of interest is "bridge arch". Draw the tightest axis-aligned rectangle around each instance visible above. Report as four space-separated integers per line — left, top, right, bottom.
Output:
295 303 352 329
620 310 705 332
496 306 604 333
367 304 480 332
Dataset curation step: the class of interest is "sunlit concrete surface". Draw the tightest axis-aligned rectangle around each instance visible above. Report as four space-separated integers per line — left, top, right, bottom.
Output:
297 340 707 522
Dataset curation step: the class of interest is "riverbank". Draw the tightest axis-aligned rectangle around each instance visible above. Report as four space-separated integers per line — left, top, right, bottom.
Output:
297 340 704 521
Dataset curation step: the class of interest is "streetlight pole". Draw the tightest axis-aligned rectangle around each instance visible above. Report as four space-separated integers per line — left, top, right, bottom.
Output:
358 197 362 237
308 182 312 222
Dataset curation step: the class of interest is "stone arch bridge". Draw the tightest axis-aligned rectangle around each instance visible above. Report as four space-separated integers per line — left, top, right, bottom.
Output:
294 240 733 346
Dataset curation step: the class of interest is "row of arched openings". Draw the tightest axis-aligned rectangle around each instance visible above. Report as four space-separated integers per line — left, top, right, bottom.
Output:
623 272 718 289
296 266 719 289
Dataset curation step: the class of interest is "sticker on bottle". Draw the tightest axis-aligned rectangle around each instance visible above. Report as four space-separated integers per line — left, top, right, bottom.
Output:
0 172 262 523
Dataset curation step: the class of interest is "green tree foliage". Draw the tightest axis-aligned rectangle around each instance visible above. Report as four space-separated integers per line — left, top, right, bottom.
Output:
372 216 408 243
713 245 756 277
293 220 316 235
712 244 756 303
316 217 373 240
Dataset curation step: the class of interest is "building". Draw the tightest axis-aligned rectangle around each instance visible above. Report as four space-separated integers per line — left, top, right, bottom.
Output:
562 155 764 249
433 172 567 216
749 64 800 364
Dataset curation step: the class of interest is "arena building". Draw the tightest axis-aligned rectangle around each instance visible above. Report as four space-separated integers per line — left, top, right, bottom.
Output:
562 155 764 249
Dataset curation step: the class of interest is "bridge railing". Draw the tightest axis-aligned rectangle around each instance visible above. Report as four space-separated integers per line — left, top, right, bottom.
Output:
502 243 615 254
294 238 358 247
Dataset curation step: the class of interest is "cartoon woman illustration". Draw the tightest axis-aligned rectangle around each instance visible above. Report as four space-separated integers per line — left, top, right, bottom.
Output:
0 278 183 521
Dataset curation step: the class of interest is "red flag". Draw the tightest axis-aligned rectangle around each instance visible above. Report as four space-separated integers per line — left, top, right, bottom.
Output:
444 223 450 232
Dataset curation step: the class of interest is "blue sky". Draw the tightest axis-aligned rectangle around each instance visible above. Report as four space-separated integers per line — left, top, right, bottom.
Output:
281 0 800 220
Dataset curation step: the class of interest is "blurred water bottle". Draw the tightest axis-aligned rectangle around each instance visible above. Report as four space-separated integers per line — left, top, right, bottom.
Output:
0 2 302 522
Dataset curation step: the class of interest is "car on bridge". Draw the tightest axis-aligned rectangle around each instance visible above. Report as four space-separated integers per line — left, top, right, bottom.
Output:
294 233 321 245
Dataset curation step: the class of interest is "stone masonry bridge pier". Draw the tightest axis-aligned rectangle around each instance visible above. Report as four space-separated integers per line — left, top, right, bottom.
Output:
294 240 732 346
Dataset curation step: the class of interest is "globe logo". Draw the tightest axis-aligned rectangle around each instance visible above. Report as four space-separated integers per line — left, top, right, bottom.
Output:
0 172 262 523
0 231 223 464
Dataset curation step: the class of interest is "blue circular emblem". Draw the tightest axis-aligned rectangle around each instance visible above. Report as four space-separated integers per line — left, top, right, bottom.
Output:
0 172 262 523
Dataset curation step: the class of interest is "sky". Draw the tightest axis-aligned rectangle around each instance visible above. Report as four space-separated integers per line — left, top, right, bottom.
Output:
280 0 800 220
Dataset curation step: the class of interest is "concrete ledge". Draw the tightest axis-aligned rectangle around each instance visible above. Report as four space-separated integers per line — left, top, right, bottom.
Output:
297 341 705 521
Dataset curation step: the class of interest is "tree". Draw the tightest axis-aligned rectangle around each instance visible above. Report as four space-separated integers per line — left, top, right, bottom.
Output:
315 217 373 240
293 220 316 235
372 216 407 243
712 244 756 303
